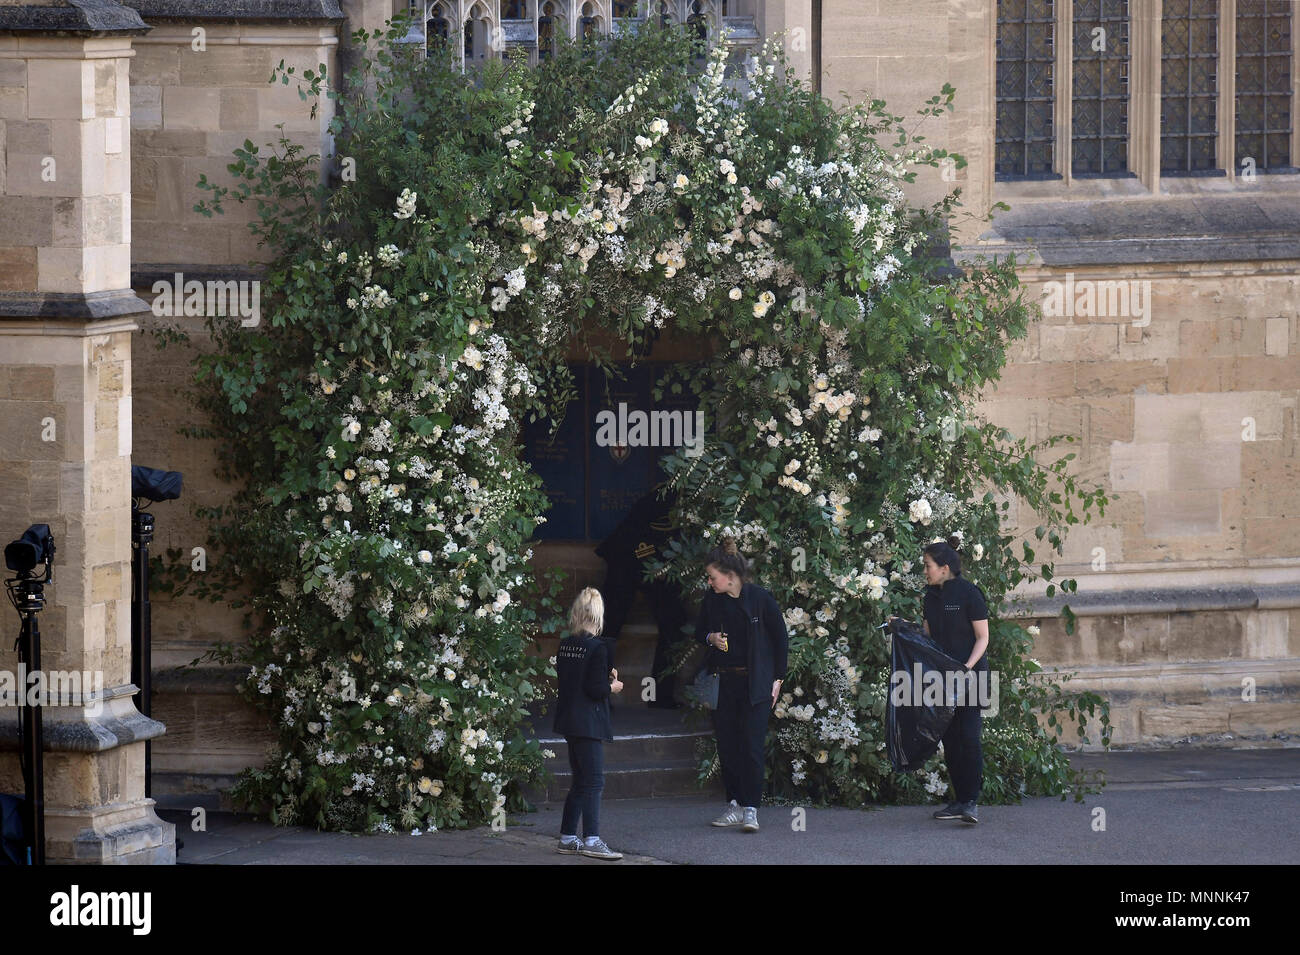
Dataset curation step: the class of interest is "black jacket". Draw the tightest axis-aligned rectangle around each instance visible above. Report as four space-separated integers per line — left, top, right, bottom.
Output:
695 583 789 705
553 630 614 740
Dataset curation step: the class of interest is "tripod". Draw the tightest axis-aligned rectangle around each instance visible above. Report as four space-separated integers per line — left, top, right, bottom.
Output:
7 573 47 865
131 507 154 798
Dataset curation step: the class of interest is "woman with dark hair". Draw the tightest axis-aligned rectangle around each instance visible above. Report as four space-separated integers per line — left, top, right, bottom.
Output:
695 538 788 833
919 538 990 825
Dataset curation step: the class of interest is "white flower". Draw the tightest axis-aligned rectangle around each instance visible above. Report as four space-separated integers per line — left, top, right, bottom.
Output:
417 550 433 563
674 173 689 190
719 158 735 176
394 188 417 220
814 750 828 764
1027 625 1041 637
908 498 933 524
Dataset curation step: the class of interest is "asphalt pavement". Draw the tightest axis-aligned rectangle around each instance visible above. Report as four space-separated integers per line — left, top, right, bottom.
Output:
160 747 1300 865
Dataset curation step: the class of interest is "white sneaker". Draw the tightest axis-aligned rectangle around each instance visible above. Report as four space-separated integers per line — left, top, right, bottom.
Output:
579 837 623 860
740 806 759 832
711 800 744 827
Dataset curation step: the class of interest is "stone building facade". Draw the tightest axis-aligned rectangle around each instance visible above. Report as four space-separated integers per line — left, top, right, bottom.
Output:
0 0 1296 861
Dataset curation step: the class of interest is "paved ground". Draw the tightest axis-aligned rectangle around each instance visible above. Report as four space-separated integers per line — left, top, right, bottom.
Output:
160 747 1300 865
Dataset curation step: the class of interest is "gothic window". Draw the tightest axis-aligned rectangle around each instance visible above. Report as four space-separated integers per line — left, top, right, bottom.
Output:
1072 0 1130 176
539 1 557 59
503 1 528 18
581 2 599 41
996 0 1056 179
688 0 708 52
1236 0 1294 171
613 1 637 19
1160 0 1218 174
426 2 450 55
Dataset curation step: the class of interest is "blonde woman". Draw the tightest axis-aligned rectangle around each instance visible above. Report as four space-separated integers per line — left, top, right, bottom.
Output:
553 587 624 860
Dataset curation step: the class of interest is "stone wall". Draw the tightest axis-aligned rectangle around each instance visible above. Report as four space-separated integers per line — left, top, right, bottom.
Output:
104 0 1300 803
0 6 174 860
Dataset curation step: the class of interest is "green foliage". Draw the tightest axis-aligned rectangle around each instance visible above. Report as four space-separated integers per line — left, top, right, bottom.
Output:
188 15 1112 831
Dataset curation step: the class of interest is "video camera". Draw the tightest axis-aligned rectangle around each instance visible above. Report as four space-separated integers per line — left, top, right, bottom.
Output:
4 525 54 577
131 466 183 505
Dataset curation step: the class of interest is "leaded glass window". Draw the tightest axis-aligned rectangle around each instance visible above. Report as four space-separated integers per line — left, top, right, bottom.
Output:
1236 0 1294 171
426 2 450 55
503 1 528 18
1161 0 1218 174
996 0 1056 179
1073 0 1130 176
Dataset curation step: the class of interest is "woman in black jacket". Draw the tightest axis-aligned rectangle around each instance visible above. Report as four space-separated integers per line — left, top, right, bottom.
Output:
553 587 624 859
695 540 788 833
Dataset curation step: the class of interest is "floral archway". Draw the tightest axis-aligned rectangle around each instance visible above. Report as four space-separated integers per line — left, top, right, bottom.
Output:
182 19 1111 831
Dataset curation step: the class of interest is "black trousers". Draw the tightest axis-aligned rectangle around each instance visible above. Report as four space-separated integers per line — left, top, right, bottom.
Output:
600 561 689 703
560 736 604 838
712 671 769 808
942 703 983 804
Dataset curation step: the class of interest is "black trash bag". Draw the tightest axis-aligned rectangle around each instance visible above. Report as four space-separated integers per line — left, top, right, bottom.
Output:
0 794 28 865
886 620 967 772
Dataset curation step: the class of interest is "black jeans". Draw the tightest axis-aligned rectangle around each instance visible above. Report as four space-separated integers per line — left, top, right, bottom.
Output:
560 736 604 838
712 671 769 808
942 703 983 804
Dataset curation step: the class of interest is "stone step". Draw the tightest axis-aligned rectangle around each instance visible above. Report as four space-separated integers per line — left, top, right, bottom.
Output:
526 760 720 802
524 699 720 800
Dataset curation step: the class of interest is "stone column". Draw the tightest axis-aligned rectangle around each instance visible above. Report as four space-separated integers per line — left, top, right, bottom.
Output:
0 0 174 863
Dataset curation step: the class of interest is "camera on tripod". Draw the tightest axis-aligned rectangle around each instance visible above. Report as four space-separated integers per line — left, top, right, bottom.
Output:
4 524 54 580
4 523 56 865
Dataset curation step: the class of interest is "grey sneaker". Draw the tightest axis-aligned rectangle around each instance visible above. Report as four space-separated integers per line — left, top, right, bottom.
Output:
557 837 581 855
740 806 760 832
711 801 744 827
960 802 979 825
932 802 963 820
579 837 623 860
